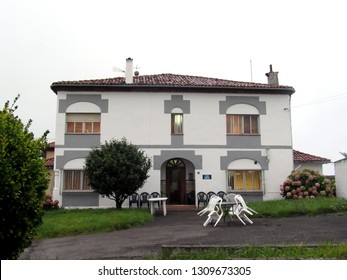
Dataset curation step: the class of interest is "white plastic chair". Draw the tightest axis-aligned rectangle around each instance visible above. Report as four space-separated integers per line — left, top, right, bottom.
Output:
234 194 258 214
201 196 223 227
197 194 218 216
232 203 253 225
229 195 256 225
224 193 237 217
224 193 236 202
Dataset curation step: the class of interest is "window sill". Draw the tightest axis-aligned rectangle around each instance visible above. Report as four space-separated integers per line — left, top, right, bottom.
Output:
226 134 260 136
65 133 101 135
63 190 94 193
228 190 263 193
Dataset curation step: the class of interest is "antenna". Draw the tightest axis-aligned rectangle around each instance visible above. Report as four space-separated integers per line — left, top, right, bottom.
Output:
134 64 141 76
113 60 141 77
112 66 125 73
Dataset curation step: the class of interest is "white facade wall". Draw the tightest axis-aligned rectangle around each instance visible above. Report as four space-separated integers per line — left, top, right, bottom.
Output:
335 159 347 198
53 89 294 207
294 162 324 174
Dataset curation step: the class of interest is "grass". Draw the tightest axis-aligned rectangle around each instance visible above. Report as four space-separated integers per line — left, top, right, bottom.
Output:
160 243 347 260
247 197 347 217
35 208 153 240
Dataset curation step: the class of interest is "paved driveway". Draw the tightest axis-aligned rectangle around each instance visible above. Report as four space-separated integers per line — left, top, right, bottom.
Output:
20 211 347 260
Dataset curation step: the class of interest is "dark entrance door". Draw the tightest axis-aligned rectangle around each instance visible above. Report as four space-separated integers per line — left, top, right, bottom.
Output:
166 158 186 204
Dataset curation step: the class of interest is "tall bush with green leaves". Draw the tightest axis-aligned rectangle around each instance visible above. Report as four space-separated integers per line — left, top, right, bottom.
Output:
0 96 49 259
84 138 151 209
280 169 335 199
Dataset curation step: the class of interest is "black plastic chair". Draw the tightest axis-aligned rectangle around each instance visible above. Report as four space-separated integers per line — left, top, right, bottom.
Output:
186 190 195 205
197 191 208 209
206 191 216 202
128 192 139 207
217 191 227 201
150 191 161 208
139 192 150 208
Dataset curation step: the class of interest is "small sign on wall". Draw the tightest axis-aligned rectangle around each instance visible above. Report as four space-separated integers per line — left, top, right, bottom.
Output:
202 174 212 180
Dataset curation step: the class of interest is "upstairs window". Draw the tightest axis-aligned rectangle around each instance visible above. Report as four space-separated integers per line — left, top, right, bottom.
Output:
226 114 259 135
171 113 183 134
66 113 101 134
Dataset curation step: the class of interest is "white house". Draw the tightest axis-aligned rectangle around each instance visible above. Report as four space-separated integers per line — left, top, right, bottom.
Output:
51 58 295 207
335 158 347 198
293 150 331 174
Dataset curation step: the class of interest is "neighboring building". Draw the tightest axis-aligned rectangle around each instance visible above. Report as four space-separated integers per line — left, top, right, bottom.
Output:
335 157 347 198
51 59 295 207
44 142 55 195
293 150 331 174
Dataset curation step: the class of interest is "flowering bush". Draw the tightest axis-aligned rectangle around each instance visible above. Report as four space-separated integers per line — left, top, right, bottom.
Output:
280 169 335 199
43 194 59 210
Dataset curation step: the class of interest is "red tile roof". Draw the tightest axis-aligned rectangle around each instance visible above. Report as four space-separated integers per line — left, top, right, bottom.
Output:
45 158 54 167
293 150 331 163
51 73 295 94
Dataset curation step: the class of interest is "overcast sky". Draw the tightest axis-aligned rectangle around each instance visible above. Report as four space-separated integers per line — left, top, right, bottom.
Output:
1 0 346 175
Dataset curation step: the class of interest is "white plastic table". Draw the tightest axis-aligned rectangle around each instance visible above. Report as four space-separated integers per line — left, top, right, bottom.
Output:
148 197 168 216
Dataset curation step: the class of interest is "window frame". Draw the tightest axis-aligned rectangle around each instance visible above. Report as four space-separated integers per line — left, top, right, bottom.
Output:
66 113 101 134
228 170 262 191
63 170 92 192
171 113 183 135
226 114 259 135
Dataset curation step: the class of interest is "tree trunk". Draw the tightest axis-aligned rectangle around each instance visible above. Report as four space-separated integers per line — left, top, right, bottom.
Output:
115 196 123 209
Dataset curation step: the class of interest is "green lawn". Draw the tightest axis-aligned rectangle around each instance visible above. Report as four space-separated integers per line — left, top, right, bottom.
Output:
35 208 153 240
247 197 347 217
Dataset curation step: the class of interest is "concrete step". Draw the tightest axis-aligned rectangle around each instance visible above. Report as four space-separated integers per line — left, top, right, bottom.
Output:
166 205 196 211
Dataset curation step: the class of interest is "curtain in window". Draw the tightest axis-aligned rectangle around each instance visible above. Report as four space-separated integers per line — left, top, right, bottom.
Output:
228 170 261 191
226 115 259 135
172 114 183 134
64 170 91 191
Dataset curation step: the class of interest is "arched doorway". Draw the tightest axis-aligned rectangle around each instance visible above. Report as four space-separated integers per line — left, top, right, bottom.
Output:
166 158 186 204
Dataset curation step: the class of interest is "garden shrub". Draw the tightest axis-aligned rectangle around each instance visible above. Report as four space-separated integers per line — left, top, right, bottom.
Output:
43 194 59 210
0 96 49 259
280 169 335 199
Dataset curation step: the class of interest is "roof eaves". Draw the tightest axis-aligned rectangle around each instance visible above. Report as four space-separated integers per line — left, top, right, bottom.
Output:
51 83 295 95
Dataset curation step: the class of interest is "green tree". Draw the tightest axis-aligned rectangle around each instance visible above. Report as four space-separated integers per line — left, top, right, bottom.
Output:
0 96 49 259
84 138 151 209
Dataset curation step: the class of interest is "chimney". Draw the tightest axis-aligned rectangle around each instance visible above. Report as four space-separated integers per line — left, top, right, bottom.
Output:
265 64 279 85
125 57 133 84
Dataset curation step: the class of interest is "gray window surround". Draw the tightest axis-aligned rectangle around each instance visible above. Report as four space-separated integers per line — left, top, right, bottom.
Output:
228 191 263 202
226 135 262 149
58 94 107 149
55 150 90 170
219 96 266 115
153 150 202 170
220 96 266 149
64 134 101 149
164 95 190 114
58 94 109 113
62 192 99 207
220 150 269 170
164 95 190 147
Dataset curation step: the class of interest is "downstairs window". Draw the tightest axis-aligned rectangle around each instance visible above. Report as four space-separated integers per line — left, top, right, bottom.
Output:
228 170 261 191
